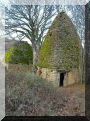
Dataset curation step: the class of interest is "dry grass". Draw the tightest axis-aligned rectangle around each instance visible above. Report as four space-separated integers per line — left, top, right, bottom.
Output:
6 64 33 73
5 64 85 116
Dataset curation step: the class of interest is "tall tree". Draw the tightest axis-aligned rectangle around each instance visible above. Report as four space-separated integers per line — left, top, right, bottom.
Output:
5 5 56 66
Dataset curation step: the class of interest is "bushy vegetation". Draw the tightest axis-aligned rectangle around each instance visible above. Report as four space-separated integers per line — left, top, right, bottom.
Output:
5 65 85 116
5 41 33 64
6 69 57 116
39 12 81 71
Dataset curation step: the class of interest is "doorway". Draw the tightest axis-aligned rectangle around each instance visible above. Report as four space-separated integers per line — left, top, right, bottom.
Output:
59 72 65 87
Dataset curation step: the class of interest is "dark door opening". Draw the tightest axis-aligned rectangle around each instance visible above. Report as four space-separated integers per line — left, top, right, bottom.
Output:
59 73 65 87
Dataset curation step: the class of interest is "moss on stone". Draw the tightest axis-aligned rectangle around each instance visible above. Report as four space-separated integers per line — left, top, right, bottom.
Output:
38 12 81 71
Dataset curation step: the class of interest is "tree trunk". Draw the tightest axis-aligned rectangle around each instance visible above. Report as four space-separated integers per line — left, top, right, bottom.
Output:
32 46 40 73
33 49 39 66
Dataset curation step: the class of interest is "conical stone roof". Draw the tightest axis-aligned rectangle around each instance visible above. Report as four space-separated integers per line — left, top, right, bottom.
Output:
38 12 81 71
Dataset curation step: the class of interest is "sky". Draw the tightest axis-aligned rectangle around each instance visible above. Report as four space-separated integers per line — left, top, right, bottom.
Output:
0 0 90 5
0 0 10 7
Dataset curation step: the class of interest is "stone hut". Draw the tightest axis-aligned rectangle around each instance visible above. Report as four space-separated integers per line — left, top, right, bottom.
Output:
38 12 81 87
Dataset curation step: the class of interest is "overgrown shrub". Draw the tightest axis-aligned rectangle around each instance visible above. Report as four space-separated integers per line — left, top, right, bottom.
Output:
5 41 33 64
6 65 85 116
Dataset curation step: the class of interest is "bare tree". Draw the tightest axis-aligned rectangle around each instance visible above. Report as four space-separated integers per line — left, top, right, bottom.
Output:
5 5 56 66
56 5 85 40
66 5 85 40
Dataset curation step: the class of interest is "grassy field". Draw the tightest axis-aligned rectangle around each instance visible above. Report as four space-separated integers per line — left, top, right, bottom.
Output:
5 64 85 116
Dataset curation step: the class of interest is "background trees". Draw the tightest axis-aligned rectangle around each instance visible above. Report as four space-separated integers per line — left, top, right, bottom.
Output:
5 41 33 64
